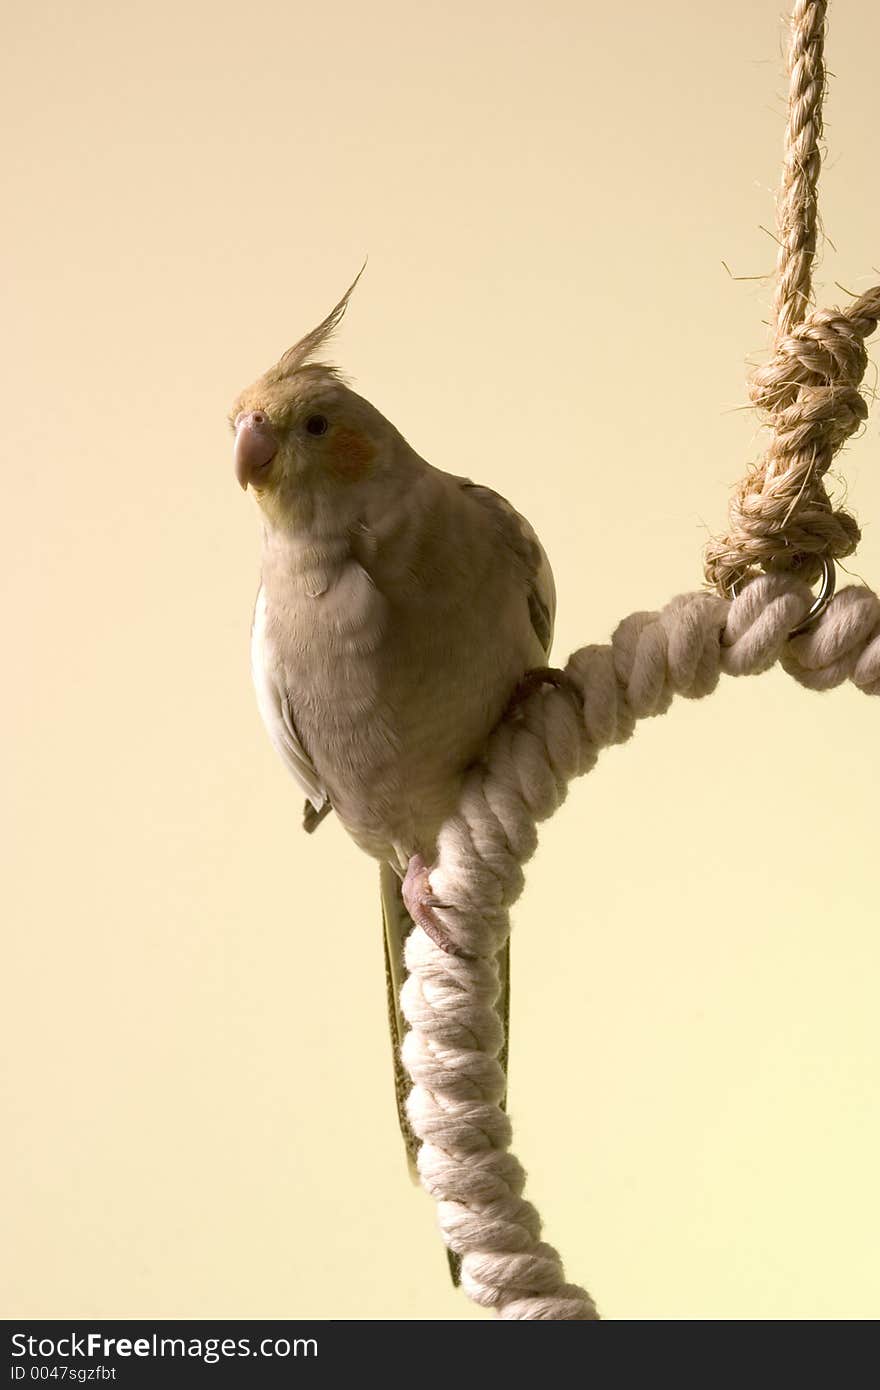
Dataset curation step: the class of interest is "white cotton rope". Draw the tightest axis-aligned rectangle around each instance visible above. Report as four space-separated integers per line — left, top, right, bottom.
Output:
399 574 880 1319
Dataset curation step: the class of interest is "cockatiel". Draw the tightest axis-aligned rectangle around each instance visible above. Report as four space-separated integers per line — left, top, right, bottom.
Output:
231 273 559 1255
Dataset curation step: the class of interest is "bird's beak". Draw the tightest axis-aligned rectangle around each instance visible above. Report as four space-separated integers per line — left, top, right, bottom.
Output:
234 411 278 491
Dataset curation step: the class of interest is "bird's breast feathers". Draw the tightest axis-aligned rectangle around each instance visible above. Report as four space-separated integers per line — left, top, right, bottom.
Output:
251 483 553 858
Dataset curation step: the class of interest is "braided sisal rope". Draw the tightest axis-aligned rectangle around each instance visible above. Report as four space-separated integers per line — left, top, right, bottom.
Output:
396 2 878 1318
704 0 880 592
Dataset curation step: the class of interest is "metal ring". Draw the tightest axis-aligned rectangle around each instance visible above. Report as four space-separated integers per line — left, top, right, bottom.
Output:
729 557 836 637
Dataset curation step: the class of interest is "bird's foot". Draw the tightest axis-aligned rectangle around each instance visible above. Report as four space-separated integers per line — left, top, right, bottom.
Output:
402 853 474 959
504 665 583 719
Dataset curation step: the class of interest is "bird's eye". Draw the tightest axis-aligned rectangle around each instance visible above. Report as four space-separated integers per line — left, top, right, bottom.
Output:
305 414 329 436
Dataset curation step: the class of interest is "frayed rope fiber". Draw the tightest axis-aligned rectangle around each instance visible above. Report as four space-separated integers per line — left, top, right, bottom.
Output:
397 0 878 1320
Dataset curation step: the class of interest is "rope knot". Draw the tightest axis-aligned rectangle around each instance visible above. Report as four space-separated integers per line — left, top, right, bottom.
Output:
705 286 880 593
750 307 872 414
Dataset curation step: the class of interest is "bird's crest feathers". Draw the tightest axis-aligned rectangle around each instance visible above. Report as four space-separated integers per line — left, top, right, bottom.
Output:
270 263 366 384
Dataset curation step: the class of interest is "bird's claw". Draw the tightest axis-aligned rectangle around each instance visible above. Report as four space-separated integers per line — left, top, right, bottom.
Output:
503 665 583 720
402 853 475 959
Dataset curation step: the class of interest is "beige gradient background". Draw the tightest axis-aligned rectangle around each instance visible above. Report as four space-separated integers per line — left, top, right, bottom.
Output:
2 0 878 1321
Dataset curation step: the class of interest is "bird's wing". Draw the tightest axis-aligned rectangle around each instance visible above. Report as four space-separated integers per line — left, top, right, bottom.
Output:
250 586 330 817
456 480 556 658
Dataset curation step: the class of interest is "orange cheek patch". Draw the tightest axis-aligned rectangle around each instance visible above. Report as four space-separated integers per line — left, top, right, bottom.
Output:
329 428 376 480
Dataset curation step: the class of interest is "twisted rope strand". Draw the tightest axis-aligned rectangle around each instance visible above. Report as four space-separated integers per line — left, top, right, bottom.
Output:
401 576 880 1319
773 0 827 342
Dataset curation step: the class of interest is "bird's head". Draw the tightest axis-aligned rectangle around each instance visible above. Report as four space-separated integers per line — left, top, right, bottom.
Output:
229 269 403 533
